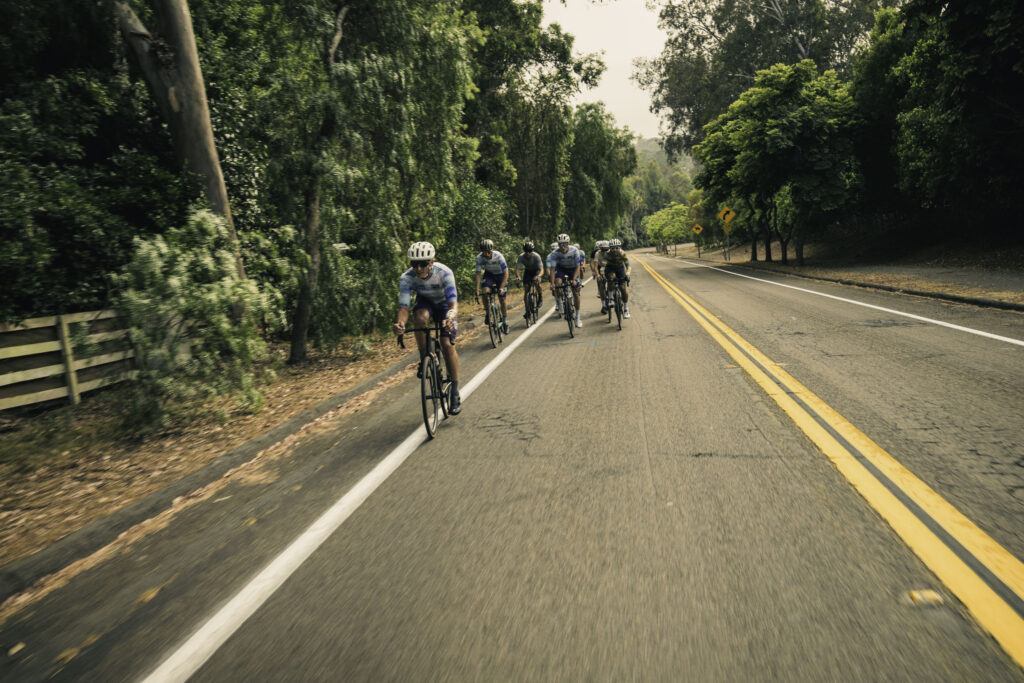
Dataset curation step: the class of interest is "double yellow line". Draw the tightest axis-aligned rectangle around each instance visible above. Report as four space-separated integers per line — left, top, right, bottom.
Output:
639 257 1024 667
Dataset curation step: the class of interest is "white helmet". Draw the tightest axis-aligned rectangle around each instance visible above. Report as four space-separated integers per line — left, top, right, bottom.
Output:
609 238 622 248
550 242 558 251
407 241 435 260
598 240 610 249
571 243 579 249
557 233 570 245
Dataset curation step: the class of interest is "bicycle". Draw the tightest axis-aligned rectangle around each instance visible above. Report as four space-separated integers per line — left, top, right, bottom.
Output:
605 276 628 330
522 279 542 327
397 320 453 438
476 293 504 348
554 281 578 338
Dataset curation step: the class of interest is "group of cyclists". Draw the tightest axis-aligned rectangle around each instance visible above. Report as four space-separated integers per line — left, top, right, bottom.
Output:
392 234 631 416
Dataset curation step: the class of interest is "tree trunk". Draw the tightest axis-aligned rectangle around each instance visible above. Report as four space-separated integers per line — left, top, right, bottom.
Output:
286 6 348 364
795 231 806 266
113 0 244 279
289 186 322 364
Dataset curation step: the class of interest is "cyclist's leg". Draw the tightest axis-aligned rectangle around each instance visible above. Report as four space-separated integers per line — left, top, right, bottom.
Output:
411 305 431 376
481 286 492 322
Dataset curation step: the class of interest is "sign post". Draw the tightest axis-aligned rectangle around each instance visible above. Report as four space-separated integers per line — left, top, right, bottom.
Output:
717 207 736 261
693 224 703 258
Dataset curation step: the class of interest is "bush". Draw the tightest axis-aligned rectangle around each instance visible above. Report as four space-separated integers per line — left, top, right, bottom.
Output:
113 209 279 433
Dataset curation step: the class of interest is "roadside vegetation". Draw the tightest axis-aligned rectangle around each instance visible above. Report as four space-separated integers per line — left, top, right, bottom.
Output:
1 0 1021 443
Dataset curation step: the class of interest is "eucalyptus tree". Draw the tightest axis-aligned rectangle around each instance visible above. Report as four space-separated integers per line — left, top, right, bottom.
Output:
563 103 637 246
635 0 879 159
0 0 192 322
263 1 477 362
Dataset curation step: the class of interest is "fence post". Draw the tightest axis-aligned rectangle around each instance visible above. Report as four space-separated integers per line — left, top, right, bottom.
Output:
57 314 81 405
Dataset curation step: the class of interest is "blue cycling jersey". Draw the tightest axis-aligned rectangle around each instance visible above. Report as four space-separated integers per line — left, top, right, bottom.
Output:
398 263 458 307
546 246 584 270
475 251 508 275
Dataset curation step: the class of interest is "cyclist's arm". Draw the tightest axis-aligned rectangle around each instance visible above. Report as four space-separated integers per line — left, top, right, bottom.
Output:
394 304 410 335
475 270 482 295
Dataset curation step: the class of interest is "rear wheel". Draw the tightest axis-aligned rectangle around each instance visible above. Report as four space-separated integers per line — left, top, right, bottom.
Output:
421 356 441 437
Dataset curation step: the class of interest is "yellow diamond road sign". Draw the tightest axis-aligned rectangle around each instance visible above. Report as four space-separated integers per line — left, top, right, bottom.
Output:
722 223 732 233
717 206 736 222
693 224 703 235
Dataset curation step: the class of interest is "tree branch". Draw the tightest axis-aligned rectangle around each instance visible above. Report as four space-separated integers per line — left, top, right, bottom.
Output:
328 6 350 66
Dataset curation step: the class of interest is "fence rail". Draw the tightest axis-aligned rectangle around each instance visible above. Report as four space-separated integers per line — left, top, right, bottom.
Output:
0 310 136 411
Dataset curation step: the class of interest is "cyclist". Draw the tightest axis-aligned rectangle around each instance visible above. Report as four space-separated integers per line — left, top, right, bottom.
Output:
393 242 461 414
515 241 545 319
591 240 610 313
549 234 584 328
475 239 510 334
603 238 631 319
546 242 563 317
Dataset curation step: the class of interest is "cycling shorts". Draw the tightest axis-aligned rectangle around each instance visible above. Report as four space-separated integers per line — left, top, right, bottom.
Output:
554 265 578 282
481 272 507 296
521 269 541 285
412 298 457 341
604 265 628 284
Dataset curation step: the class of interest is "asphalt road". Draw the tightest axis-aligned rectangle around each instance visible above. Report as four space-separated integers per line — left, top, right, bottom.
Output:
2 251 1023 681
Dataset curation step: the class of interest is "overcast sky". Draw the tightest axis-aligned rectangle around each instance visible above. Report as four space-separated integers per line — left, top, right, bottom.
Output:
541 0 667 139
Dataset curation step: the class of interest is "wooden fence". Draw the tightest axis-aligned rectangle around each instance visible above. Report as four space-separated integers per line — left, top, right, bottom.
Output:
0 310 136 411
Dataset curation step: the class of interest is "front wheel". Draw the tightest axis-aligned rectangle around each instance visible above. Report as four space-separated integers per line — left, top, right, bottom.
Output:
614 288 623 330
421 356 441 438
565 294 575 338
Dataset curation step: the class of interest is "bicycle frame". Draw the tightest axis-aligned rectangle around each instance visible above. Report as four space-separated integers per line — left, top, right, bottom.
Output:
397 320 452 437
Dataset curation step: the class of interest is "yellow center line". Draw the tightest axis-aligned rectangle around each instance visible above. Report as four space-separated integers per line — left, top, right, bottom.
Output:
638 256 1024 668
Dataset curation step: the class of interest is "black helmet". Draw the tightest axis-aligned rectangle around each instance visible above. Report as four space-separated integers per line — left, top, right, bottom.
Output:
523 241 534 252
479 239 494 252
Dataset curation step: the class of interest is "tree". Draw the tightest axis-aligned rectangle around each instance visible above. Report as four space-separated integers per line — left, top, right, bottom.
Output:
634 0 879 158
563 103 637 246
694 61 858 264
112 0 244 278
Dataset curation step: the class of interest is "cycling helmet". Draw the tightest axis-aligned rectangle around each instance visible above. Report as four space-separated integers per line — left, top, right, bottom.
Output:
571 243 579 250
556 233 570 245
550 242 558 251
407 241 435 260
609 238 622 248
479 239 494 252
523 241 534 252
598 240 610 249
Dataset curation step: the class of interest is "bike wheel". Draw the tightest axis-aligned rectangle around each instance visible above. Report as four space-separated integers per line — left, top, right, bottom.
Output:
492 302 503 343
606 286 612 324
487 301 498 348
614 289 623 330
566 296 575 338
527 291 536 326
421 356 441 438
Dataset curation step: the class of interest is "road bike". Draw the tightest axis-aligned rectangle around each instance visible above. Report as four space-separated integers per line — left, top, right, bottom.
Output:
606 276 628 330
397 320 453 438
554 281 578 338
478 293 504 348
523 279 542 327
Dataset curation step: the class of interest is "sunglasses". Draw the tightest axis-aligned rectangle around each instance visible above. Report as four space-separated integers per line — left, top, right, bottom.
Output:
411 260 430 269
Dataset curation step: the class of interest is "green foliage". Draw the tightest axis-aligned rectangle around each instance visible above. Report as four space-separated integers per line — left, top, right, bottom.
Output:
563 103 637 246
694 61 859 249
636 0 880 158
642 202 691 247
112 210 278 432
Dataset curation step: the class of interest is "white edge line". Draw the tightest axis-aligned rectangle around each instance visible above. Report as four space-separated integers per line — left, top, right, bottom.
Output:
141 301 560 683
665 258 1024 348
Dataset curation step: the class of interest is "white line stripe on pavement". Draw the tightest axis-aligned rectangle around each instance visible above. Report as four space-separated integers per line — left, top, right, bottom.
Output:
672 259 1024 348
141 304 558 683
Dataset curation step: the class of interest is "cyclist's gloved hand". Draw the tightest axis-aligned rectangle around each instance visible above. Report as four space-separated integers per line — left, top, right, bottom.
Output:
393 322 405 336
443 310 457 332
